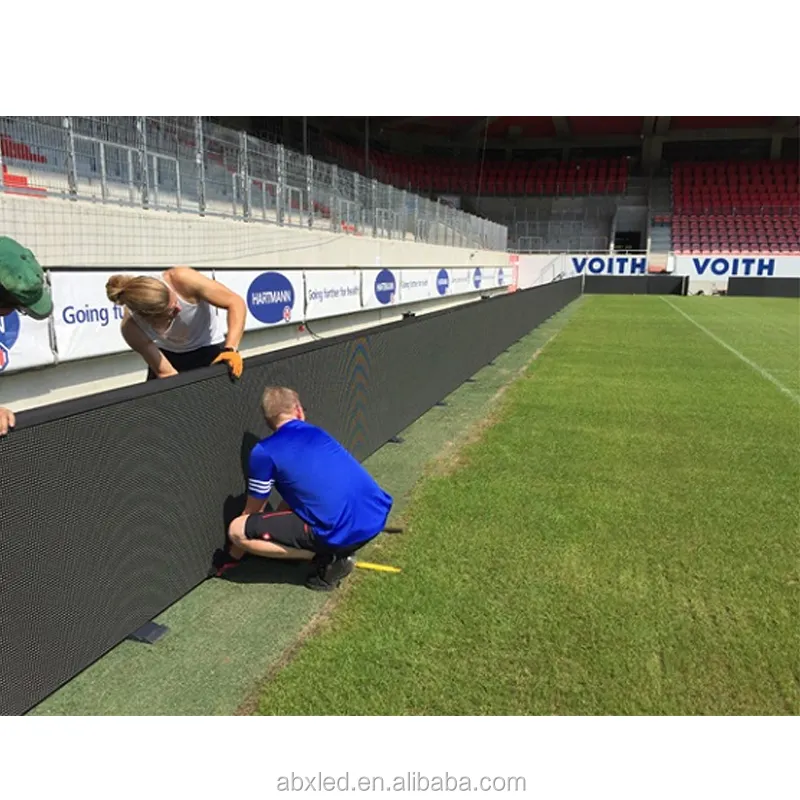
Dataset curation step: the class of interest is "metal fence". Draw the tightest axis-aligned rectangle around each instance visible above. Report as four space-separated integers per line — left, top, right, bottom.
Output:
0 116 508 252
509 211 612 253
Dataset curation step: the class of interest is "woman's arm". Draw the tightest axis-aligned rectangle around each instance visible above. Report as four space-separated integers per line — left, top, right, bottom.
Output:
169 267 246 350
121 314 178 378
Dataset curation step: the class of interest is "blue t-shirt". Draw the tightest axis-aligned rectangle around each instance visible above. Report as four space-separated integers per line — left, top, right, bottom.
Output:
247 420 393 548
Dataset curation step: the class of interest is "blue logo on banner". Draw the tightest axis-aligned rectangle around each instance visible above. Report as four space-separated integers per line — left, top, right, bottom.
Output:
0 311 20 373
436 269 449 296
374 269 396 305
247 272 295 324
473 268 482 289
692 257 774 277
497 267 505 286
571 256 647 275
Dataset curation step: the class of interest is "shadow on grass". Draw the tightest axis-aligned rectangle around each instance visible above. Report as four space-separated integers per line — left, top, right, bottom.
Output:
216 556 311 586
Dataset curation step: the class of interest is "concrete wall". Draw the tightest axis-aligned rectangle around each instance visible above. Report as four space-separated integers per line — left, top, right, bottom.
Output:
0 195 509 412
0 194 507 269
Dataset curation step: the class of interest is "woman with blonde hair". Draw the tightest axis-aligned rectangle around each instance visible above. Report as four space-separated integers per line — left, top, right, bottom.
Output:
106 266 246 381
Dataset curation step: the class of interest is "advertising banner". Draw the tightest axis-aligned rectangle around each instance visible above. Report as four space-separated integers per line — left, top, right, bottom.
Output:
432 268 452 298
304 270 361 322
361 268 399 310
470 267 497 291
0 310 53 374
449 268 474 296
218 269 304 330
51 270 146 362
51 270 215 362
673 255 800 279
566 255 649 277
398 270 435 304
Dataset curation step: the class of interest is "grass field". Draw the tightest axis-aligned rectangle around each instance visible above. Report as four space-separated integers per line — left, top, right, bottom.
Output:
29 300 582 715
257 295 800 716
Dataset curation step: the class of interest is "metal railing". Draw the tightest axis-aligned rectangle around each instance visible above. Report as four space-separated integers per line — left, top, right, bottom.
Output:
513 236 611 254
0 116 508 252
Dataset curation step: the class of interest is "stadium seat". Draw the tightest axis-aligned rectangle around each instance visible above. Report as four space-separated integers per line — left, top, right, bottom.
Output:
670 160 800 253
323 141 629 198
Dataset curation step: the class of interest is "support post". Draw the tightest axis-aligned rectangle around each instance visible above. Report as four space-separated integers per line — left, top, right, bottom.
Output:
276 144 286 226
63 116 78 199
239 131 251 221
136 116 150 209
353 173 360 233
331 164 339 231
306 154 314 228
371 178 378 238
195 116 206 215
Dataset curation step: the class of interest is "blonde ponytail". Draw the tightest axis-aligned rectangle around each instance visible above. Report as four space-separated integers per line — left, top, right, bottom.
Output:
106 274 169 316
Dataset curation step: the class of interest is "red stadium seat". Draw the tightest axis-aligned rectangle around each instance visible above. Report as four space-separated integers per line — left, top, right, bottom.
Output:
670 160 799 252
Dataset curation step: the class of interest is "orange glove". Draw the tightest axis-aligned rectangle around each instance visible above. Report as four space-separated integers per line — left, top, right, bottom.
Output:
212 348 243 380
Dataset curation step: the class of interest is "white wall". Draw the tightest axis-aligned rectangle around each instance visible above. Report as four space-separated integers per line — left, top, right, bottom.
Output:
0 194 507 269
0 195 510 412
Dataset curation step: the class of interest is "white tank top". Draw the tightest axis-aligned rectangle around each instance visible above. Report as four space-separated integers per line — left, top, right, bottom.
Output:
131 274 224 353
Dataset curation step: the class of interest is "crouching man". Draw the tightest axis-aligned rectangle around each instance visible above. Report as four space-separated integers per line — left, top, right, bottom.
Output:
215 386 393 591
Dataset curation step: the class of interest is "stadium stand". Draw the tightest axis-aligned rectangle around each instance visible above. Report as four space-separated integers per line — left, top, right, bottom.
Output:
668 214 800 255
1 134 48 164
672 160 799 214
667 161 799 254
325 140 630 197
3 116 798 256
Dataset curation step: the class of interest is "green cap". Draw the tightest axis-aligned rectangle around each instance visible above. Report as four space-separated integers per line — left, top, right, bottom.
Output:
0 236 53 320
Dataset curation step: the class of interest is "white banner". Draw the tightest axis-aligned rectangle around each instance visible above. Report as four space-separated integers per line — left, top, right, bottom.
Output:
51 271 133 361
470 267 496 291
304 270 361 322
566 255 649 277
673 255 800 279
0 310 53 374
51 270 216 362
398 270 434 304
517 255 563 289
448 269 474 296
219 269 304 330
361 268 399 310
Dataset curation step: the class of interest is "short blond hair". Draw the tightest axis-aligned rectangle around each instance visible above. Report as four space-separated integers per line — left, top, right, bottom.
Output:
262 386 300 429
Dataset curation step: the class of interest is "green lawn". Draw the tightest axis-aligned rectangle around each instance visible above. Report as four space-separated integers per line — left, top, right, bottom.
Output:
257 295 800 716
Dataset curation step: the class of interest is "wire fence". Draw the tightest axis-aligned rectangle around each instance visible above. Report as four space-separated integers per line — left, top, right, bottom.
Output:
0 116 508 251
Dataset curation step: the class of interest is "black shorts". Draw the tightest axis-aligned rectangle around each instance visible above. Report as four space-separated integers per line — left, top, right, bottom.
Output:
244 510 375 555
146 343 224 381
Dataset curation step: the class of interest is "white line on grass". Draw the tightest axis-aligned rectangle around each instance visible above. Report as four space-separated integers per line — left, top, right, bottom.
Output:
660 297 800 406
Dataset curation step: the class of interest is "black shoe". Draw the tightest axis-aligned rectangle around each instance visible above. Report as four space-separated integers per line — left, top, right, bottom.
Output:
305 554 355 592
210 548 243 578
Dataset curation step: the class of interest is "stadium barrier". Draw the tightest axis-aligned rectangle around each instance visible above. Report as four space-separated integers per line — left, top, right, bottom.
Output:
726 277 800 298
0 278 580 715
0 265 514 375
583 275 687 295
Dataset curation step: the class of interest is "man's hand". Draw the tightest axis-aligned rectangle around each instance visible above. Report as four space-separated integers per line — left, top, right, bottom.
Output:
0 407 15 436
212 349 243 380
